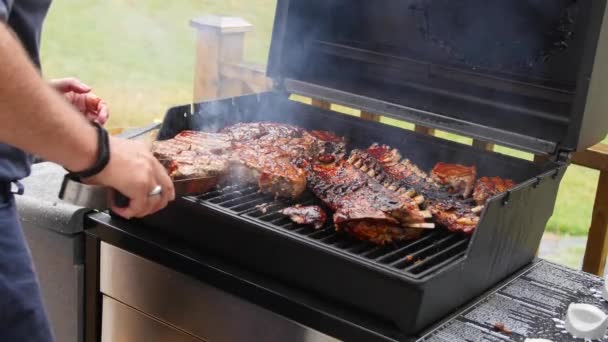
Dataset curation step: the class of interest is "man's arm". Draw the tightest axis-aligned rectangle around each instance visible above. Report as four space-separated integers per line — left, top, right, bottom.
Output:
0 24 98 172
0 23 174 218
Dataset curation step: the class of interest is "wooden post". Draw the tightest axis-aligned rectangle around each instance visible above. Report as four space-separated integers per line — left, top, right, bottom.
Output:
360 111 381 122
582 170 608 276
190 16 252 101
414 125 435 136
570 143 608 276
472 139 495 151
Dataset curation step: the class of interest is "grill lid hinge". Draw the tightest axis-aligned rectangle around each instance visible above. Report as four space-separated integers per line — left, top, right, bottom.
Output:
557 151 571 163
555 147 572 163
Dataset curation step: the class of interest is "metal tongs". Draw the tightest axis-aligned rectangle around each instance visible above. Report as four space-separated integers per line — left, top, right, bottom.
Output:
58 174 218 211
58 128 219 210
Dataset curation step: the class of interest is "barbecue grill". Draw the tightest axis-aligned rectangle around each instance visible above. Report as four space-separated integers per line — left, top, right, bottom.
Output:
130 0 608 335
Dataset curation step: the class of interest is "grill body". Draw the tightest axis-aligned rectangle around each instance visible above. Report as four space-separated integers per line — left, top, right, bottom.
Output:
139 92 565 334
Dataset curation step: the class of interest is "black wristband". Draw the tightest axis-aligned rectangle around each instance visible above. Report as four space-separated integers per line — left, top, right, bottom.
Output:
67 122 111 180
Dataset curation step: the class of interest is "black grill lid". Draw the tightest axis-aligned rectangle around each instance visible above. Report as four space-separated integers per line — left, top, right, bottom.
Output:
267 0 608 155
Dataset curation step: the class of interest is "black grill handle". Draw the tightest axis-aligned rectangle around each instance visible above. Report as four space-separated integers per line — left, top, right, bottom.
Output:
114 192 131 208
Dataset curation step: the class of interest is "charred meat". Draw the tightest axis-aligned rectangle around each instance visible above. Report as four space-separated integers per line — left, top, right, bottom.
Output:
152 122 514 241
473 176 516 205
162 151 229 180
430 162 477 198
349 144 480 234
151 132 231 180
281 205 327 229
305 156 433 244
221 122 345 199
220 122 304 142
226 141 308 199
153 123 344 199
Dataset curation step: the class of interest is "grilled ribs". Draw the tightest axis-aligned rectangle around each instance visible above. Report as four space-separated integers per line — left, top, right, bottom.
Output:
473 176 516 205
153 122 515 241
281 205 327 229
349 144 480 234
305 155 433 244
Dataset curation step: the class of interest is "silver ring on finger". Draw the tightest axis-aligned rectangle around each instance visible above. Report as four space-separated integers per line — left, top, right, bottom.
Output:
148 185 163 197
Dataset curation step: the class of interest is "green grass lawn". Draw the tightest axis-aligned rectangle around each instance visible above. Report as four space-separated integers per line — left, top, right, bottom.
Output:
41 0 604 237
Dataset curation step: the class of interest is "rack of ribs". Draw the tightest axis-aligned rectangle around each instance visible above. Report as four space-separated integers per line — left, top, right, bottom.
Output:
304 154 433 244
348 144 481 234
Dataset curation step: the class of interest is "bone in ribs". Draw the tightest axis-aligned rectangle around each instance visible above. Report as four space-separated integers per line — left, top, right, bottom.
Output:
303 154 433 244
349 144 481 234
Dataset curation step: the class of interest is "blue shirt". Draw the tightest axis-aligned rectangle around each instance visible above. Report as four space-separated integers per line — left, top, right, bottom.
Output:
0 0 52 182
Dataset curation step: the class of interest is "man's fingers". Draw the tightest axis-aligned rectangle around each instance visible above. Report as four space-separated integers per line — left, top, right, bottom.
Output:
95 103 109 126
51 77 91 94
154 160 175 209
85 94 102 110
95 138 173 219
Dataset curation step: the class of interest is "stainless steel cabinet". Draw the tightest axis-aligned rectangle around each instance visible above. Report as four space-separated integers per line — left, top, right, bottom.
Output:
99 242 339 342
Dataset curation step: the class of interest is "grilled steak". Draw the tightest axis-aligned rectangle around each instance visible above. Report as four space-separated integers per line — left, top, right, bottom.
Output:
430 162 477 198
349 144 480 234
220 123 346 199
226 141 307 199
473 176 516 205
173 131 232 154
304 155 433 244
220 122 304 142
151 132 231 180
162 151 229 180
151 139 191 160
152 124 338 198
281 205 327 229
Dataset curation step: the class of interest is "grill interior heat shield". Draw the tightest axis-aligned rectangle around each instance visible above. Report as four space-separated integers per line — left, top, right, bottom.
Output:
138 0 608 335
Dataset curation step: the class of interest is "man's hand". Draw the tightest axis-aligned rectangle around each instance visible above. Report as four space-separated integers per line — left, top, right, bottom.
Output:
87 137 175 218
50 78 109 125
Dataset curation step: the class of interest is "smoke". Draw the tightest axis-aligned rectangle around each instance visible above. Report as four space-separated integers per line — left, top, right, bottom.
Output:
163 0 584 153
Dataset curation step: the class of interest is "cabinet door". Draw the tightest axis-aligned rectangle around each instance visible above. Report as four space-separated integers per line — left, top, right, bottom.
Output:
102 296 205 342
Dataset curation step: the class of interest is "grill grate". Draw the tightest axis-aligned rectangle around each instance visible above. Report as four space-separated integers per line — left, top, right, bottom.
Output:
186 184 470 279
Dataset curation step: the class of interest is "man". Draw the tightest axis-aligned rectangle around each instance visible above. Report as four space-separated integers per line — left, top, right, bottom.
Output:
0 1 175 340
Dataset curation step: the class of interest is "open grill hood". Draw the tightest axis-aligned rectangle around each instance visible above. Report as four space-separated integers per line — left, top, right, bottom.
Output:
267 0 608 155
